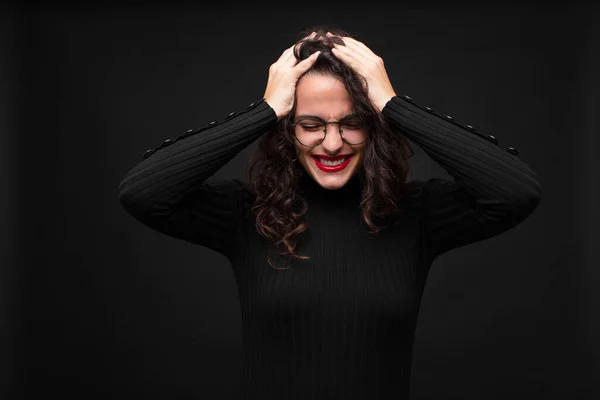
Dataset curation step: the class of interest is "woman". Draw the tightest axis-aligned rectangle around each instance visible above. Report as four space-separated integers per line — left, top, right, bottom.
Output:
118 27 541 400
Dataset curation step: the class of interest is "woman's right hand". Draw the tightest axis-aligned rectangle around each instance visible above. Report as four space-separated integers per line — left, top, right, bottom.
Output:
263 32 321 121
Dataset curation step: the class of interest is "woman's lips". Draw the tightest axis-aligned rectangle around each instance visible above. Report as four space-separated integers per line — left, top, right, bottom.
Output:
312 154 352 161
312 155 353 172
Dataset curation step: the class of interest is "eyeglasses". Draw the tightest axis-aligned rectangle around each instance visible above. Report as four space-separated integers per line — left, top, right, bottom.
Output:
291 115 368 148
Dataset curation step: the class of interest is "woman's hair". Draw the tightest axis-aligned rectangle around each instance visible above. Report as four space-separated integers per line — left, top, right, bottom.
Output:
246 26 415 270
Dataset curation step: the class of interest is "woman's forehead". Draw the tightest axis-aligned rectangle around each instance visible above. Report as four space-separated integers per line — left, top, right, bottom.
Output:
295 78 354 119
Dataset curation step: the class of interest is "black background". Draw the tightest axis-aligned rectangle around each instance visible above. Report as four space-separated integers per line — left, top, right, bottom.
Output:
2 1 599 399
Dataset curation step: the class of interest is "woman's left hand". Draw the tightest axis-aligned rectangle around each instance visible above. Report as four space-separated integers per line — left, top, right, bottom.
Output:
328 33 397 112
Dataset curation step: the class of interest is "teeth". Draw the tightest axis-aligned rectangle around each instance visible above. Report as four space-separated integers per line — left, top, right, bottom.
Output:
317 156 348 166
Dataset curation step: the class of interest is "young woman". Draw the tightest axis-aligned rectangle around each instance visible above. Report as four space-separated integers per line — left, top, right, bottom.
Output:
118 27 541 400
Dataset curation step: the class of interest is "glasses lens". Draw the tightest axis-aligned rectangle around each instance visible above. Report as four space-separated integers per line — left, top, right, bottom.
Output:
294 118 366 146
340 118 367 145
294 119 325 147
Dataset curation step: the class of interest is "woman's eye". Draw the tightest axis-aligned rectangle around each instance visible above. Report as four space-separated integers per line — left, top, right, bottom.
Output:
302 125 322 130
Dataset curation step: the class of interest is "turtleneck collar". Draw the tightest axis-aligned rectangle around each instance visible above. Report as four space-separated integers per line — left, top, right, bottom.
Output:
298 168 363 207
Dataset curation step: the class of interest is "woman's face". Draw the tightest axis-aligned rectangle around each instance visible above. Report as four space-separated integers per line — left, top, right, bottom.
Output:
293 73 367 190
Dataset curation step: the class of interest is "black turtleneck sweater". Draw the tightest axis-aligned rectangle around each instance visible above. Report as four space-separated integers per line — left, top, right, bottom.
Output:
117 95 541 399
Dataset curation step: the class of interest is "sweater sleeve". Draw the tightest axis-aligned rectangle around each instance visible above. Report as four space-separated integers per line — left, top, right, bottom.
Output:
381 94 542 259
117 99 277 259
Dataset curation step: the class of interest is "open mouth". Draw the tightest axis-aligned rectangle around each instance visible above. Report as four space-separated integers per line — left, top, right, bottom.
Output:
312 155 353 171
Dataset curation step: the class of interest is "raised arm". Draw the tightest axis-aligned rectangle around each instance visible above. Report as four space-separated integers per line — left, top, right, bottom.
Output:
117 100 276 257
382 94 541 258
329 32 541 258
118 33 321 259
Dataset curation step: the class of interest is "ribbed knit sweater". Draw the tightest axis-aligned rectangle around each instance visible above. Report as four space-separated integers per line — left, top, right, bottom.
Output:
118 94 541 399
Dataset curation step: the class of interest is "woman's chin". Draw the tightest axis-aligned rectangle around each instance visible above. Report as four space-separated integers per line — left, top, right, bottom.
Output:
307 157 356 190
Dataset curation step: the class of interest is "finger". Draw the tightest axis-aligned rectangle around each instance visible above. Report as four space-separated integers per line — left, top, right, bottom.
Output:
292 50 321 75
280 46 298 67
338 36 366 49
331 49 361 75
333 41 365 59
275 45 295 65
293 31 316 53
269 31 318 72
337 36 375 59
297 31 316 42
279 32 317 66
280 42 309 69
304 31 317 40
333 38 379 71
331 44 365 68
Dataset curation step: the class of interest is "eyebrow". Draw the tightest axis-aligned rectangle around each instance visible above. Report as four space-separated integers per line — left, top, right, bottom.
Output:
294 113 358 121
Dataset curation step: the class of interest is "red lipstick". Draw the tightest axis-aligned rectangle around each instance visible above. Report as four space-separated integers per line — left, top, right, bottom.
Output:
312 155 353 172
312 154 352 161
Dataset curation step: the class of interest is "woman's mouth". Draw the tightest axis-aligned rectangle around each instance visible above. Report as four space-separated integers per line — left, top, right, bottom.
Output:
312 155 353 172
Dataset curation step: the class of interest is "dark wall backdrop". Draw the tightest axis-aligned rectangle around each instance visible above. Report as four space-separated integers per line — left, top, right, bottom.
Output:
2 5 17 399
4 2 599 399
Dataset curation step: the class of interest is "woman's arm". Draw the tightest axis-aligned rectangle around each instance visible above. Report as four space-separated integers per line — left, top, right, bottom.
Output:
118 33 320 259
329 33 541 258
117 100 276 258
382 94 542 258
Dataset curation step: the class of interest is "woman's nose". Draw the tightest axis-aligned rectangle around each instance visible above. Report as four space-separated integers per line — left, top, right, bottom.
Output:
321 123 344 148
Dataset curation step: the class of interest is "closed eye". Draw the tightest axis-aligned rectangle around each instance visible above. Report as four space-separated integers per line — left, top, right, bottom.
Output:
299 124 324 131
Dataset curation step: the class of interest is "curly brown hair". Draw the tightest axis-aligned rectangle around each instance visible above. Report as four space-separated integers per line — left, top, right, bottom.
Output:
246 26 415 270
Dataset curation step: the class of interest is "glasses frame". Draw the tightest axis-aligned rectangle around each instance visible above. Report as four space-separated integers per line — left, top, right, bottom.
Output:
290 116 368 148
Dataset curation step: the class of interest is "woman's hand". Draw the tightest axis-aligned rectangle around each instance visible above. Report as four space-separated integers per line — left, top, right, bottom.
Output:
328 33 397 112
263 32 321 121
